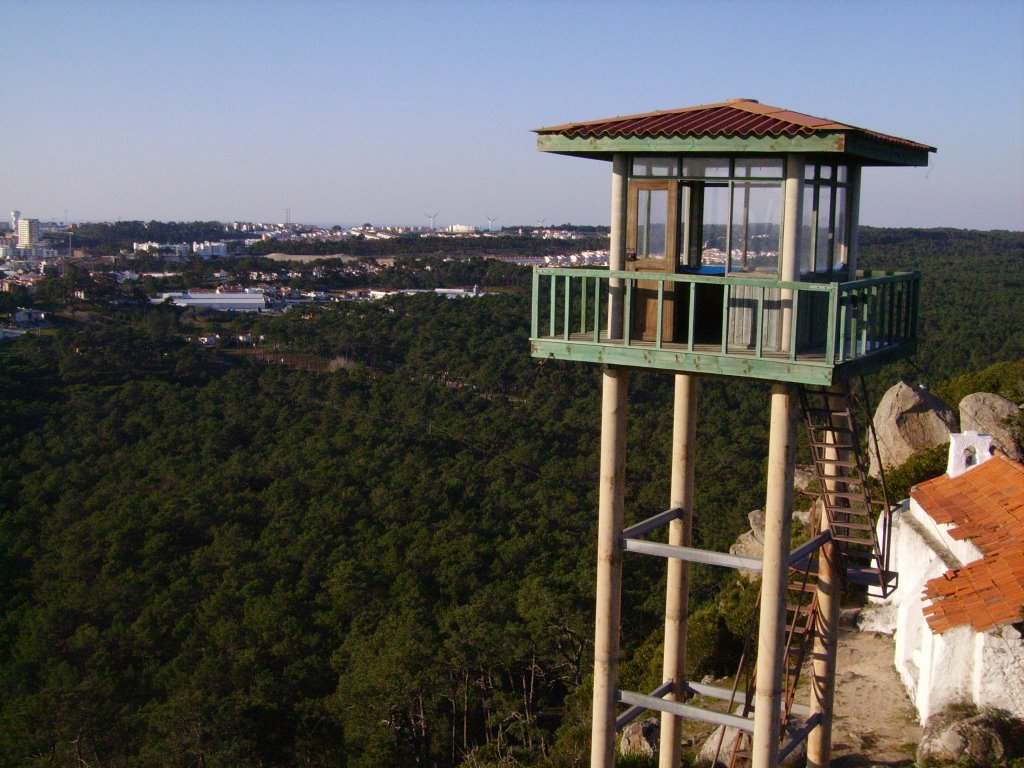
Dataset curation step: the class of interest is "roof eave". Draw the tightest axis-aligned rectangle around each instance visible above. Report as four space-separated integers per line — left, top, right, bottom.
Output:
537 130 935 167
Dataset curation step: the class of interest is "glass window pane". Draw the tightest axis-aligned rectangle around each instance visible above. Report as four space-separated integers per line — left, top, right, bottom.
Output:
834 186 848 269
701 185 729 267
804 164 816 181
730 182 782 274
815 186 833 272
836 164 848 183
683 158 729 178
799 185 815 274
637 188 668 260
819 165 833 180
632 157 677 177
734 158 784 178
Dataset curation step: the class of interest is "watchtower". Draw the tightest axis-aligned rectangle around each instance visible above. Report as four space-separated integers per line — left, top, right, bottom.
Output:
530 99 934 768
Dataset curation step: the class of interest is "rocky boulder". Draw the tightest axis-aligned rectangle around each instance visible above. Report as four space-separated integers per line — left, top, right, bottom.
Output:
729 510 765 581
698 716 805 767
869 382 959 477
959 392 1023 461
619 717 659 759
916 707 1024 767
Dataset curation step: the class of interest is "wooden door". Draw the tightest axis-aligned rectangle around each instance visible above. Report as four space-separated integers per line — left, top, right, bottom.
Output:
626 180 679 341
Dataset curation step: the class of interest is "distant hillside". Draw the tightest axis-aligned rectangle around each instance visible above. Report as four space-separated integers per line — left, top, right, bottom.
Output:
859 227 1024 383
0 228 1020 767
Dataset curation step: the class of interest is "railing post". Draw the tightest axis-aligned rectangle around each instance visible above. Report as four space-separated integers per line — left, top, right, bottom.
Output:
581 276 588 338
531 268 539 340
721 284 730 354
656 281 665 349
548 273 557 337
686 282 696 352
563 274 572 341
824 285 837 366
624 278 633 346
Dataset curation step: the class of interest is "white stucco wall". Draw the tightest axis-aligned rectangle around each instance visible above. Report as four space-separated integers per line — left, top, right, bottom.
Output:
861 456 1024 723
973 625 1024 716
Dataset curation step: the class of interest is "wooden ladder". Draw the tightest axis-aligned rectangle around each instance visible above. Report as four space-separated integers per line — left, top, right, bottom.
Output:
798 382 896 598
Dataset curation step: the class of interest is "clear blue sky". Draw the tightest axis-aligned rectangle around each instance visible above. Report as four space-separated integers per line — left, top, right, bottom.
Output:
4 0 1022 230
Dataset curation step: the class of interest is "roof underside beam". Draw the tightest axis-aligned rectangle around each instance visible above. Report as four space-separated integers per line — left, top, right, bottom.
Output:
536 132 931 167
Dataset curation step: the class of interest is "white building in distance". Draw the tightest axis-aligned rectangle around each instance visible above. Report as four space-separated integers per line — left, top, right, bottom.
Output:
152 289 267 311
193 241 228 258
17 218 40 248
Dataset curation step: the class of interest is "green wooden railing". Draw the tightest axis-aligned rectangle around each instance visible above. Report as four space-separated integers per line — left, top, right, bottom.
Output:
531 267 919 370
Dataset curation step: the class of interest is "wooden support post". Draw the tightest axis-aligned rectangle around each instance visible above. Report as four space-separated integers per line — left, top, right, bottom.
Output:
659 373 699 768
752 383 797 768
847 165 862 276
806 384 844 767
591 365 628 768
779 154 804 353
608 153 627 339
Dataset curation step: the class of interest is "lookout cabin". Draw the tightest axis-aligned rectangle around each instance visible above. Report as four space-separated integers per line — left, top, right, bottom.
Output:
530 98 935 385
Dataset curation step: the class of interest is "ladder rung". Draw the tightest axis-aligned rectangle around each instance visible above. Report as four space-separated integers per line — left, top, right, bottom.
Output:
822 491 871 500
830 521 874 531
788 582 818 593
813 458 860 468
804 406 852 416
810 443 857 453
823 505 873 516
832 534 876 544
843 549 879 561
817 473 864 482
809 424 854 433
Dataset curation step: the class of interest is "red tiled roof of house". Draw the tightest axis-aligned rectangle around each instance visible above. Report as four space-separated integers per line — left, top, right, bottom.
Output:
914 453 1024 633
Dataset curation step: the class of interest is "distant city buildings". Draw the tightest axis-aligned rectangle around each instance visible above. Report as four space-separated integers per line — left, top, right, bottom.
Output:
17 217 39 248
193 241 228 258
133 241 191 259
152 288 267 311
2 211 60 262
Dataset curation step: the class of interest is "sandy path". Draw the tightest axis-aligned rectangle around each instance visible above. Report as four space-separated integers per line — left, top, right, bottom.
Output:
828 627 921 767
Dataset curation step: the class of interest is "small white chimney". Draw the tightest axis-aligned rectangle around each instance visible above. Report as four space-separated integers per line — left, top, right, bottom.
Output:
946 431 995 478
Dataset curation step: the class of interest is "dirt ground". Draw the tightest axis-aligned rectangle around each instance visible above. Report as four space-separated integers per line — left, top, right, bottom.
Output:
672 619 922 766
828 625 921 767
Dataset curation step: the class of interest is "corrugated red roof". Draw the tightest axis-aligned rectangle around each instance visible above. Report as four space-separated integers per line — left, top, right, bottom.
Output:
913 453 1024 633
535 98 935 152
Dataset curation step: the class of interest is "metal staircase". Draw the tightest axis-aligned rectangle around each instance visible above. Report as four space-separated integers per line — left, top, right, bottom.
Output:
798 381 896 598
719 380 896 767
720 552 821 768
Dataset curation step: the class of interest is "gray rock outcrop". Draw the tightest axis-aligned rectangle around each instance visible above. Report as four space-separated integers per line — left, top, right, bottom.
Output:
730 510 765 581
916 708 1024 767
869 382 959 477
619 717 659 759
698 721 745 766
698 716 805 767
959 392 1023 461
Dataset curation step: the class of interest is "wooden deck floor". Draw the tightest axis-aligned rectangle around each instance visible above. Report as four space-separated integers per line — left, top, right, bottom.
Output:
538 332 831 364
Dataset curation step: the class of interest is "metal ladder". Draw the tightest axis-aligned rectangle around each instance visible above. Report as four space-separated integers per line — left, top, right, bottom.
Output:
721 551 821 768
798 381 896 597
